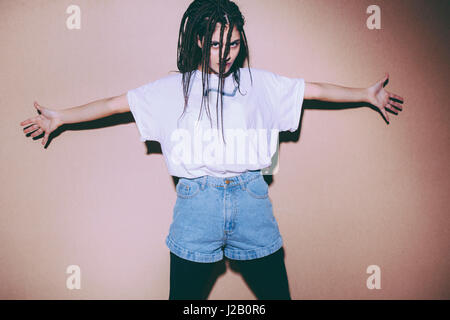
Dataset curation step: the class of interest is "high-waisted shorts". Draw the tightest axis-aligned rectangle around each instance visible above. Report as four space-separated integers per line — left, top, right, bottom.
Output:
165 170 283 263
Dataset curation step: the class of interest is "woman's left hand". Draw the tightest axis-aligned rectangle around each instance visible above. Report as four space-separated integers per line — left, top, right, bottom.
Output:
367 73 404 124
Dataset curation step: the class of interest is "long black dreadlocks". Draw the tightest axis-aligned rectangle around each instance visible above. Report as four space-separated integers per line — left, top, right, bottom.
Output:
173 0 253 145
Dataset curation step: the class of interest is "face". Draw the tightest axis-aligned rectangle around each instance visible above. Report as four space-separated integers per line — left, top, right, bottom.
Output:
197 23 241 75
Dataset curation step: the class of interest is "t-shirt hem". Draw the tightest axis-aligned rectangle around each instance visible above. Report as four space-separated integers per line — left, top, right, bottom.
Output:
127 90 160 142
287 78 305 132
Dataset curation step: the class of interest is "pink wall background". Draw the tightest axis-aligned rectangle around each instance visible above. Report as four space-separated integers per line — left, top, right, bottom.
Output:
2 0 449 299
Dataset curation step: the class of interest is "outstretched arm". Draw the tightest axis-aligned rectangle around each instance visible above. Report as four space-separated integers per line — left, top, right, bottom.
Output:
20 93 130 146
304 73 405 124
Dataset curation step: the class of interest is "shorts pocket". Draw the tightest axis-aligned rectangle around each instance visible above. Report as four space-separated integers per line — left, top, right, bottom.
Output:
245 176 269 199
176 179 201 199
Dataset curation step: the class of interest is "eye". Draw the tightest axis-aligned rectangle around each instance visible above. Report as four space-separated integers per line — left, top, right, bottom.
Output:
211 42 240 48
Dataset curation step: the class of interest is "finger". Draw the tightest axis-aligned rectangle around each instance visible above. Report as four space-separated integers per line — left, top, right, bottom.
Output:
385 103 398 114
34 101 42 112
20 118 36 127
43 132 49 146
382 108 390 124
22 114 42 128
389 100 403 110
24 124 39 134
381 72 389 87
31 128 43 138
386 104 398 115
24 120 42 134
389 93 404 103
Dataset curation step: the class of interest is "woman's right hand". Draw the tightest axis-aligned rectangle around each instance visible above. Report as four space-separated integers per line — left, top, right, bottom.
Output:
20 101 64 146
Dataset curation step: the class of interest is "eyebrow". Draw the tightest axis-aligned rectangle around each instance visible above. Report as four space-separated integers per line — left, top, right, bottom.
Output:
212 39 241 43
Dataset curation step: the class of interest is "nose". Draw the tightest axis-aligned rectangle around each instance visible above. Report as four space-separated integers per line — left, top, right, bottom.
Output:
221 52 230 62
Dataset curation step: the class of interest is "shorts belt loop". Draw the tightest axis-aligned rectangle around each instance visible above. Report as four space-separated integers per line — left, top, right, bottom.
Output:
237 175 246 191
200 176 207 190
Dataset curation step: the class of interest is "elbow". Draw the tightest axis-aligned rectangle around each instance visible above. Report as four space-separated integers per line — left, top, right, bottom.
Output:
304 82 322 100
108 93 130 114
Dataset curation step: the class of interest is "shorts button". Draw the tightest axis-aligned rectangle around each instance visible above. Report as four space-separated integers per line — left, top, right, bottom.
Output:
225 180 230 184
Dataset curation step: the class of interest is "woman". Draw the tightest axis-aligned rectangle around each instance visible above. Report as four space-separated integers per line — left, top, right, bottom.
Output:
19 0 404 300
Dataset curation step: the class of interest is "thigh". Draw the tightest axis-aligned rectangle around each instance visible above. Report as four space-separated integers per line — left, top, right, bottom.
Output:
169 252 219 300
167 179 224 263
224 175 283 260
231 248 291 300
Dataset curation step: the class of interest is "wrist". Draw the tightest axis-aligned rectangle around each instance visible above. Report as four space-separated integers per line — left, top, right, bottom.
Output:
54 109 66 127
363 87 372 104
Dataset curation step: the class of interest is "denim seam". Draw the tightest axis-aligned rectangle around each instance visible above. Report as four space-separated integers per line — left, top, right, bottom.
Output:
176 182 201 199
166 236 223 263
245 177 269 199
224 236 283 260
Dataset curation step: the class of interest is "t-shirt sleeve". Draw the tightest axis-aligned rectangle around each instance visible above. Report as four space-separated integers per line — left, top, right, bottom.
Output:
259 69 305 132
127 81 162 142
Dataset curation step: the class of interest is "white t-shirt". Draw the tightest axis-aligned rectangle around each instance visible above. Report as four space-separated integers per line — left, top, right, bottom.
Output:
127 67 305 178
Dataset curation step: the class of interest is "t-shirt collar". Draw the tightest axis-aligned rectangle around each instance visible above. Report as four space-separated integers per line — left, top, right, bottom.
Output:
194 69 238 97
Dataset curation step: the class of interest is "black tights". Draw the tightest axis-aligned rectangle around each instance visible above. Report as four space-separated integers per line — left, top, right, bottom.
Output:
169 247 291 300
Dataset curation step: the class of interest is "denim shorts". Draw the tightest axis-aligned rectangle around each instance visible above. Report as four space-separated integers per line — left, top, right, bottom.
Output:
165 170 283 263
